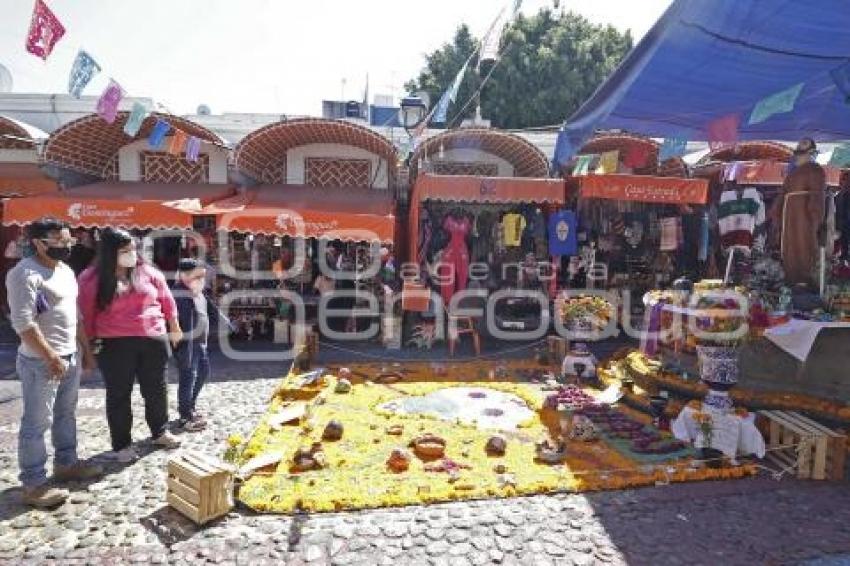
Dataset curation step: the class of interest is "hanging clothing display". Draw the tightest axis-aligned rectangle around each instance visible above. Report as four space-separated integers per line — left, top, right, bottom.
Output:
438 214 471 306
502 212 526 247
717 186 765 249
548 209 578 257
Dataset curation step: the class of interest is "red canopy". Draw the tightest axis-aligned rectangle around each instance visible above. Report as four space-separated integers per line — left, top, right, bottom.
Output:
2 182 235 230
576 174 709 204
0 163 58 197
203 184 396 243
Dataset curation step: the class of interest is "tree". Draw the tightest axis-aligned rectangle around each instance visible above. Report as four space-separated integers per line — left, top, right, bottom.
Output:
405 9 633 130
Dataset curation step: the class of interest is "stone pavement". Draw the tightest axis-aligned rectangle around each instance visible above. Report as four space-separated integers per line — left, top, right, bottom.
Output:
0 357 850 565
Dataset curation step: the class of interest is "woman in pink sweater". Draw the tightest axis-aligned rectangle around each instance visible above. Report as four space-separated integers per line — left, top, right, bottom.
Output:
78 228 183 462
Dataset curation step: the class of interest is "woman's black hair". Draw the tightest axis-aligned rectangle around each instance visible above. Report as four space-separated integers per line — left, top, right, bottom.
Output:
95 227 134 311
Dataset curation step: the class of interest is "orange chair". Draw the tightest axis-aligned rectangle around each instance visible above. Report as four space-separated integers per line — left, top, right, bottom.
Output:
448 315 480 357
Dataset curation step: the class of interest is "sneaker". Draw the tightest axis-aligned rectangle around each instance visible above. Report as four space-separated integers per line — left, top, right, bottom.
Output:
54 460 104 482
108 446 139 464
22 485 69 508
152 430 182 449
178 417 206 432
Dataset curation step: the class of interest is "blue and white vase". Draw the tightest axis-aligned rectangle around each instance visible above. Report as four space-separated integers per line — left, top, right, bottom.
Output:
698 345 739 412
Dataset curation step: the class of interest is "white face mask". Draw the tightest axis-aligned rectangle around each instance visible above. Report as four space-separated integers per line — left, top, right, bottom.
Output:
117 250 138 268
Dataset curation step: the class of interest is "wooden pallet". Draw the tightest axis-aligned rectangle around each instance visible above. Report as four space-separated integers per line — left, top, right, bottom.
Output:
757 410 846 481
167 451 234 525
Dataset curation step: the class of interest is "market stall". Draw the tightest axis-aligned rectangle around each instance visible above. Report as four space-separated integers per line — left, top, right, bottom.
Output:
568 172 710 298
407 173 567 336
202 184 398 341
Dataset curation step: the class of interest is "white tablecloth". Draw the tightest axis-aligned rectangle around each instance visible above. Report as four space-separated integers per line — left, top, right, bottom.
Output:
672 405 766 459
764 319 850 363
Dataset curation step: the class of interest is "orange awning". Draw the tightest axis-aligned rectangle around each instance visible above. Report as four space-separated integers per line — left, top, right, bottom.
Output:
2 182 235 230
577 174 709 204
731 160 842 187
0 163 58 197
407 173 567 262
204 184 396 243
412 173 565 204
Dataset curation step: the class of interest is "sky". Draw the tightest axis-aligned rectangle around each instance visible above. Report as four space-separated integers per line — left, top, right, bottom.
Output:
0 0 672 117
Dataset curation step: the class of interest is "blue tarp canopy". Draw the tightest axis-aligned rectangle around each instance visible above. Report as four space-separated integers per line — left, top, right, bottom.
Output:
555 0 850 165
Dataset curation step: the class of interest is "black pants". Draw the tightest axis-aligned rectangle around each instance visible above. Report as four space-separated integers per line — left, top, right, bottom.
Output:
97 337 169 451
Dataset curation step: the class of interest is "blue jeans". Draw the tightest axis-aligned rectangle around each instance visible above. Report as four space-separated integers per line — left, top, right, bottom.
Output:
17 352 80 487
175 342 210 420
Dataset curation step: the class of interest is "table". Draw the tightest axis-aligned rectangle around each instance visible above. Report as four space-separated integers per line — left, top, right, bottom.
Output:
763 319 850 363
672 405 766 461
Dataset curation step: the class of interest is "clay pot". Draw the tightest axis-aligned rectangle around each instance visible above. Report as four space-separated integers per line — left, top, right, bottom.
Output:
292 444 327 472
322 420 344 441
387 448 411 472
409 434 446 460
335 378 352 394
386 424 404 436
485 435 507 456
535 438 567 465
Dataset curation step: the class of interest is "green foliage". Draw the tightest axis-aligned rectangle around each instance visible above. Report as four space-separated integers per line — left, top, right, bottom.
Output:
405 9 633 129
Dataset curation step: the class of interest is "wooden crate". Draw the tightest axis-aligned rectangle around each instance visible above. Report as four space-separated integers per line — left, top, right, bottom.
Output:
757 410 846 481
167 451 234 525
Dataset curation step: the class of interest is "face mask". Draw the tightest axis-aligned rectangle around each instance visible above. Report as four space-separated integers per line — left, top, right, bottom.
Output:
189 279 204 294
117 251 138 268
45 246 71 263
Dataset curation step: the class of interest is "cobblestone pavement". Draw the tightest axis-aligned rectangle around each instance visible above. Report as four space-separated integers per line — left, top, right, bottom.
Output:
1 358 850 565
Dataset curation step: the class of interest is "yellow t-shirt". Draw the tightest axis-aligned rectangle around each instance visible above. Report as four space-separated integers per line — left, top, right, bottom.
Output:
502 213 526 247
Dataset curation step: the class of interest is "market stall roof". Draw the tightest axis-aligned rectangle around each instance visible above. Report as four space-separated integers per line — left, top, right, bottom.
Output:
410 128 550 180
693 160 843 188
233 118 398 185
412 173 565 204
2 181 235 230
574 174 709 205
0 163 58 197
0 115 46 149
702 141 793 164
555 0 850 165
203 184 396 243
44 112 224 179
407 173 566 262
578 133 660 175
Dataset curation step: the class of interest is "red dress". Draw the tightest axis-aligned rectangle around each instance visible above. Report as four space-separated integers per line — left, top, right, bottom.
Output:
439 215 471 306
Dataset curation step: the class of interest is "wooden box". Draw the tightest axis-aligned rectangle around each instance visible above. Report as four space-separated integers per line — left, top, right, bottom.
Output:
758 410 846 481
167 451 234 525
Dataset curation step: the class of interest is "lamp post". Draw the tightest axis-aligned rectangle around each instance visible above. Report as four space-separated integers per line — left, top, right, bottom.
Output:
399 95 427 135
397 95 429 205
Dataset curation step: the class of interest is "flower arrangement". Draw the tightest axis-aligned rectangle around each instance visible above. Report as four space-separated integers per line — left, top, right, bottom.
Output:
558 295 614 333
232 361 757 514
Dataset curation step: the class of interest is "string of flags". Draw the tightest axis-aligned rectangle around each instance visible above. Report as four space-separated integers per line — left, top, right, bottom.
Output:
23 0 208 163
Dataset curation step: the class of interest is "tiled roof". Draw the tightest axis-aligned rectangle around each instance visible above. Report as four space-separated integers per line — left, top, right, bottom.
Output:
702 141 792 163
410 128 549 180
580 133 659 175
233 118 398 185
0 115 37 149
43 112 222 178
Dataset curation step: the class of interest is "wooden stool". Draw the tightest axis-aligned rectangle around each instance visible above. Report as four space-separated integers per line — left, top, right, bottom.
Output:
758 410 846 480
448 316 480 357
